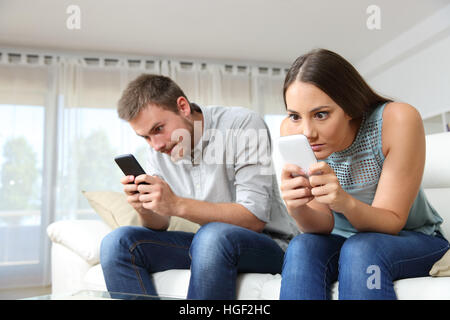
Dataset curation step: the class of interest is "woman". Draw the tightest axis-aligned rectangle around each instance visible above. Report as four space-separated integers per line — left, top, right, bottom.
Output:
279 48 449 300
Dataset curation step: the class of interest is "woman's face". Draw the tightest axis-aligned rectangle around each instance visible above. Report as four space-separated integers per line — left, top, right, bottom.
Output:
281 81 355 160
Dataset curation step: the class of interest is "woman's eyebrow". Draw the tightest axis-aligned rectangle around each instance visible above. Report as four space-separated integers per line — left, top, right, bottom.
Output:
286 106 331 114
310 106 331 113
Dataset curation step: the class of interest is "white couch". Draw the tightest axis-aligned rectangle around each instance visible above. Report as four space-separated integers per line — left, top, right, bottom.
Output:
47 132 450 299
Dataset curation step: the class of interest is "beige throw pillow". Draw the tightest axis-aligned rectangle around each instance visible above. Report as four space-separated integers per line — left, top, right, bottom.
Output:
82 190 200 233
167 216 200 233
82 191 141 229
429 249 450 277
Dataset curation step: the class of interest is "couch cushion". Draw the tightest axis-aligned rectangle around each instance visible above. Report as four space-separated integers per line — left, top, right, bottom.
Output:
154 270 450 299
236 273 280 299
80 267 450 300
394 276 450 299
83 264 108 292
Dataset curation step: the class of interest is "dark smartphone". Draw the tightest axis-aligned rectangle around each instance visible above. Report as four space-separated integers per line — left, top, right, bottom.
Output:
114 154 148 184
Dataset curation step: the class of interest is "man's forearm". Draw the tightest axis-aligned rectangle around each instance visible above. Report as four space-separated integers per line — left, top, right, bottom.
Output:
137 207 170 230
175 198 266 233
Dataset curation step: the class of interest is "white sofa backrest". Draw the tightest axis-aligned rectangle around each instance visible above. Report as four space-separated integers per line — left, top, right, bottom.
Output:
422 132 450 238
272 131 450 238
422 132 450 189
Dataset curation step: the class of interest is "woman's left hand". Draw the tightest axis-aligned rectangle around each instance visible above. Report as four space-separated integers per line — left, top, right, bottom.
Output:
308 161 352 213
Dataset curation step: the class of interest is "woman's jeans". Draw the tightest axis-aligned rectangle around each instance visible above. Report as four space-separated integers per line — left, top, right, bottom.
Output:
100 222 285 299
280 231 449 300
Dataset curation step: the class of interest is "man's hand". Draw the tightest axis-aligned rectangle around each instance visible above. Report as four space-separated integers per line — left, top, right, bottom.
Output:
134 174 181 217
121 175 149 213
120 174 171 230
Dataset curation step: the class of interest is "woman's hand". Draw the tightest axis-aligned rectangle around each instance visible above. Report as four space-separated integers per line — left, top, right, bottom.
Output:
308 161 352 213
280 164 314 215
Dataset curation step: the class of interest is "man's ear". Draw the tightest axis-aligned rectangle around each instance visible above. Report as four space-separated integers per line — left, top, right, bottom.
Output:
176 97 191 117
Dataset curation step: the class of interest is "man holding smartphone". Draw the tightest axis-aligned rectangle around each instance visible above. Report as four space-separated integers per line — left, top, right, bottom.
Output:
100 74 298 299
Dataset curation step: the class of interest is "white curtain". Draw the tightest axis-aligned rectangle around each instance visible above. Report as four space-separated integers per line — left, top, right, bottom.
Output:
0 49 288 288
251 66 287 115
53 57 151 221
0 59 53 288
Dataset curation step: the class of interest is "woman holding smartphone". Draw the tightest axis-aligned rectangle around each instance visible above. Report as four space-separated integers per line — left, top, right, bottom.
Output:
279 48 449 300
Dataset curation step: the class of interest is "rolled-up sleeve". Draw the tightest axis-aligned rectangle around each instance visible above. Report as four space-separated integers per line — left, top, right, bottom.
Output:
233 113 274 222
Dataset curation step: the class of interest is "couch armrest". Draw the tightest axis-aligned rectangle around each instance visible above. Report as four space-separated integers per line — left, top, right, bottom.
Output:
47 220 112 265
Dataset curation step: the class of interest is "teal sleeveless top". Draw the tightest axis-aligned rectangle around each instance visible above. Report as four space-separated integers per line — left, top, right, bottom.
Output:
325 102 444 238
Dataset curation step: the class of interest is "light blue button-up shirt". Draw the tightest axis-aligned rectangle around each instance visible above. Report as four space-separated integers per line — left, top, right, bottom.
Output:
146 104 299 250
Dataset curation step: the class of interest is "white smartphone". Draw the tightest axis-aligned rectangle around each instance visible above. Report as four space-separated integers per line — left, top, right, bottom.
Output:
278 134 317 176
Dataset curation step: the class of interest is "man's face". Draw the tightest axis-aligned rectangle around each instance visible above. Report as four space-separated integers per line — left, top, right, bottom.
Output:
130 104 194 158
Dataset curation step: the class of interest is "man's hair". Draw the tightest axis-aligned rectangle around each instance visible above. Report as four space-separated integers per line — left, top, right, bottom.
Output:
117 74 190 121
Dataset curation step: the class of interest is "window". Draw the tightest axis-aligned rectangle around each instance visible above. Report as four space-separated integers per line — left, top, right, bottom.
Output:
0 104 45 285
55 107 148 221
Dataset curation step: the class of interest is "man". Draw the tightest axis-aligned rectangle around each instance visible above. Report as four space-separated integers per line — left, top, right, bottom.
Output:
100 74 298 299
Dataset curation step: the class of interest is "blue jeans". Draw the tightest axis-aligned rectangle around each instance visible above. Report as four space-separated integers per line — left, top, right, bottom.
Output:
100 222 285 299
280 231 449 300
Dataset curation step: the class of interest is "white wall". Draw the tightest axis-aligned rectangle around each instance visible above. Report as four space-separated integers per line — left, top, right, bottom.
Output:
356 4 450 119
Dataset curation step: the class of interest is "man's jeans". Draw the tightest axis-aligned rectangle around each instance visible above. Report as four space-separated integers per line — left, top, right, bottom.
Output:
100 222 285 299
280 231 449 300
